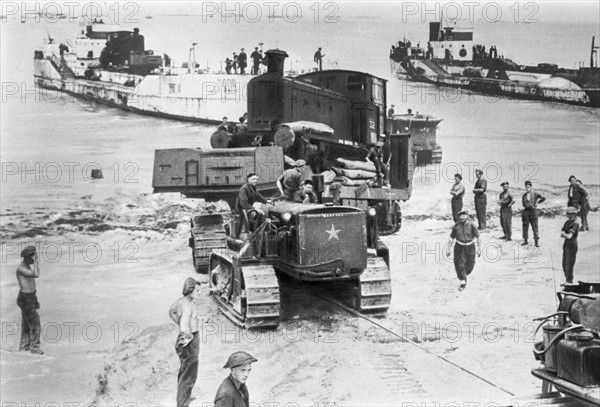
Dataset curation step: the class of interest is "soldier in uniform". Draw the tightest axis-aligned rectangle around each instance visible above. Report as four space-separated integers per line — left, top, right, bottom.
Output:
449 173 465 222
366 140 389 186
16 246 43 355
218 116 233 133
276 160 305 201
561 207 580 284
294 179 318 203
473 169 487 230
250 47 262 75
498 181 514 240
521 180 546 247
446 210 481 291
214 351 258 407
168 277 202 407
237 48 247 74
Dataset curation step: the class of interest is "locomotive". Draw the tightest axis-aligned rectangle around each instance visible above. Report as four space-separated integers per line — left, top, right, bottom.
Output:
211 49 414 234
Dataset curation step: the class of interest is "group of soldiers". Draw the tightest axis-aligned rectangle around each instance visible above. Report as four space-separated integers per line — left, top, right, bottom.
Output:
225 47 264 75
169 277 257 407
447 170 591 290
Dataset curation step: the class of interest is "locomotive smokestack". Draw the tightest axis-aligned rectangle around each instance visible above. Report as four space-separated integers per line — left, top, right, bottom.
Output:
265 49 288 75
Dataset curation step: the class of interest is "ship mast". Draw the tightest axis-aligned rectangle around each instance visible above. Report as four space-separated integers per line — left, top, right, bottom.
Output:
591 36 598 68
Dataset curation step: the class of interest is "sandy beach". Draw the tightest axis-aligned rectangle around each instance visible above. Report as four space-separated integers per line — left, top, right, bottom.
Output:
1 183 598 405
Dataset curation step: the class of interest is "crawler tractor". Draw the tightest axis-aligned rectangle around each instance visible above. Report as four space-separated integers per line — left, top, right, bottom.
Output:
206 201 391 328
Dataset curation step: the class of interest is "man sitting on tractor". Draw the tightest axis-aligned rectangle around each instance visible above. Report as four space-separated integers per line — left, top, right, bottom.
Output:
237 173 268 230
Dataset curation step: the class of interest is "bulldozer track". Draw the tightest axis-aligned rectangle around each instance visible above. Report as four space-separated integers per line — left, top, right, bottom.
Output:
358 256 392 315
242 265 281 329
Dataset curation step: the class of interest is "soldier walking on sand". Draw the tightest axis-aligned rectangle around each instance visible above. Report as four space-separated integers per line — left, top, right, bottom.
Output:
521 180 546 247
169 278 202 407
215 351 257 407
446 210 481 291
16 246 43 355
473 169 487 230
561 207 580 284
498 181 514 241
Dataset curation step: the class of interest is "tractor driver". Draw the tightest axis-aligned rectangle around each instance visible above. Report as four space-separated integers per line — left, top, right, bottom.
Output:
237 173 269 228
294 179 318 204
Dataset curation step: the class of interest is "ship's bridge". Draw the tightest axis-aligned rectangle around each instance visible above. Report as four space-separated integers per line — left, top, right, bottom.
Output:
429 22 474 61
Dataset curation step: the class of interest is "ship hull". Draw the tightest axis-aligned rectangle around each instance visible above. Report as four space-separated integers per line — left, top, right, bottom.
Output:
34 59 252 124
390 59 600 108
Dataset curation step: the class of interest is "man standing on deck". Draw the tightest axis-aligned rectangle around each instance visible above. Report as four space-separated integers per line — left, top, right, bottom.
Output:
237 48 247 74
446 210 481 291
169 278 202 407
366 139 389 187
473 169 487 230
250 47 262 75
314 47 324 71
214 351 258 407
16 246 43 355
561 207 580 284
522 180 546 247
498 181 514 241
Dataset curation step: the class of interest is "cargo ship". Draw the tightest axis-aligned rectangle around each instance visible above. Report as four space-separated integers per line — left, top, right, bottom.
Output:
389 23 600 108
34 21 255 124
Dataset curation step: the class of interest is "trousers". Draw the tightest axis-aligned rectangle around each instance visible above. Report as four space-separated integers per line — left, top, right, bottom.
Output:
451 197 463 222
500 207 512 238
17 291 41 351
453 244 476 281
474 194 487 229
562 241 578 283
522 208 539 241
176 332 199 407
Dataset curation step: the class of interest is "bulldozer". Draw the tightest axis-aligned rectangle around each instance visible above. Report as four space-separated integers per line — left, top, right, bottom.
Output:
205 201 391 329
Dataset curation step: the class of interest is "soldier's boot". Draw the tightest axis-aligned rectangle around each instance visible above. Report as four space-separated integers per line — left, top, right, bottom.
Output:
535 238 540 248
521 239 528 246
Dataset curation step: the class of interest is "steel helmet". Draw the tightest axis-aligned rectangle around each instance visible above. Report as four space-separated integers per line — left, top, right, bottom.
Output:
223 351 258 369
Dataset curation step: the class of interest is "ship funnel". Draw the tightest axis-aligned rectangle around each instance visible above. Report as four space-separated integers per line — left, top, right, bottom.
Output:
265 49 288 75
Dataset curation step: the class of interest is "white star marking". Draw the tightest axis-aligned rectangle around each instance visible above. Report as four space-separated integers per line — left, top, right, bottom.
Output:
326 224 341 241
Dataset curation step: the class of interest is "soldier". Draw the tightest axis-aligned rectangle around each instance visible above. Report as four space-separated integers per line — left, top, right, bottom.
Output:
498 181 514 240
250 47 262 75
16 246 43 355
576 179 590 231
521 180 546 247
214 351 258 407
294 179 318 204
237 173 268 223
314 47 324 71
387 104 395 117
366 139 389 186
473 169 487 230
169 278 202 407
561 207 580 284
237 48 247 74
446 210 481 291
449 173 465 222
276 160 305 201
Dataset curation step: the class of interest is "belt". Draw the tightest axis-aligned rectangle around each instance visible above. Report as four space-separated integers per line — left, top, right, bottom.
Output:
456 240 475 246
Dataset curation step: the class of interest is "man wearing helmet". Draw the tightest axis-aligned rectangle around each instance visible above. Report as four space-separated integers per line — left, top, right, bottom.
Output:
214 351 258 407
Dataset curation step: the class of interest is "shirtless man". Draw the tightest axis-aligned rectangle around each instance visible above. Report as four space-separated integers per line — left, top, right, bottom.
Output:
16 246 43 355
169 278 202 407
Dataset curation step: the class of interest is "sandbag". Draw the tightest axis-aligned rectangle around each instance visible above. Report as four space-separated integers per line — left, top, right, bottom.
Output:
332 167 377 180
335 157 376 172
332 176 368 186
